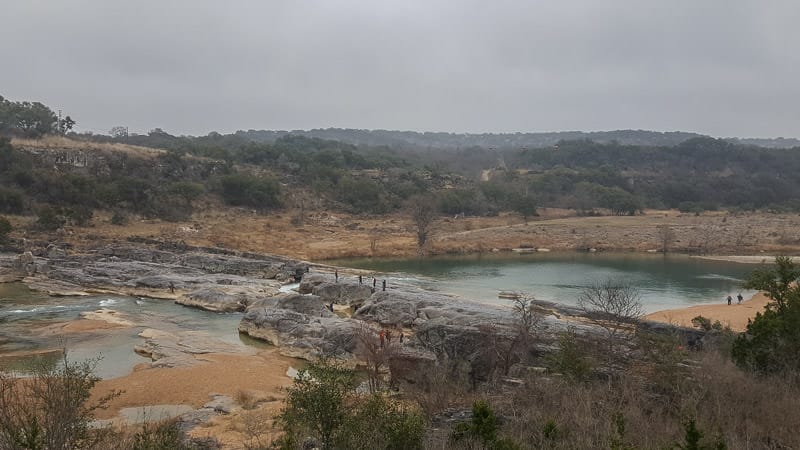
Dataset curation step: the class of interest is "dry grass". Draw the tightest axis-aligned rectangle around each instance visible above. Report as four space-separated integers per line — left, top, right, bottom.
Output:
11 136 165 158
420 338 800 450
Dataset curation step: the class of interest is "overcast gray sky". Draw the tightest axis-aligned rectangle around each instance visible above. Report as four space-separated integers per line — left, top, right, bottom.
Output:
2 1 798 138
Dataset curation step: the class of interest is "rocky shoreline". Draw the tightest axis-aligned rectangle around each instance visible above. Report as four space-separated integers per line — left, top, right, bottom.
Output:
1 240 717 442
0 240 585 374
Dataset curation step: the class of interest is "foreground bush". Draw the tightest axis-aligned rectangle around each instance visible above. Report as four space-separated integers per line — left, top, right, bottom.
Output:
276 360 426 450
733 256 800 375
0 351 119 450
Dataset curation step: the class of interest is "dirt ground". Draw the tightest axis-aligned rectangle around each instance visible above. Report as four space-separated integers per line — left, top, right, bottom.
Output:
11 207 800 261
91 350 296 447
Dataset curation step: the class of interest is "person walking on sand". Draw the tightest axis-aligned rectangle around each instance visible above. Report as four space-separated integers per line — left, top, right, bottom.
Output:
737 293 744 304
727 295 732 305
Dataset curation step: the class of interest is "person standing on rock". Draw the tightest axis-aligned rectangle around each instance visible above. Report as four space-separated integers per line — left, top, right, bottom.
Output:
359 275 362 284
399 331 404 344
373 278 377 288
169 282 175 294
386 329 392 344
335 270 338 283
382 280 386 291
379 329 385 348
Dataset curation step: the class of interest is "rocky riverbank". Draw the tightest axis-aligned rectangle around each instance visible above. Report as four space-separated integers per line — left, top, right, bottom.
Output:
1 239 716 445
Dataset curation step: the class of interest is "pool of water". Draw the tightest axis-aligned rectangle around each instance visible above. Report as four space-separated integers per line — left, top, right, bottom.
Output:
330 252 761 313
0 283 256 378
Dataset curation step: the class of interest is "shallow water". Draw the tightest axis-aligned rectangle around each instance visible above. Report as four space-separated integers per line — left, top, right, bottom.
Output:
0 283 255 378
330 252 761 313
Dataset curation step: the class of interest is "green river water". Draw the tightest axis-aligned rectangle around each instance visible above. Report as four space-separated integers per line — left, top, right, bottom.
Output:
0 252 763 378
331 252 760 313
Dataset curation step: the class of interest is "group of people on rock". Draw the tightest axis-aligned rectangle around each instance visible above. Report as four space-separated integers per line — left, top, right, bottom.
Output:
334 270 387 292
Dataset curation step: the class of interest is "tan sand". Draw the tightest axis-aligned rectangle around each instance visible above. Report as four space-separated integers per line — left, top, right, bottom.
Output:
645 292 772 332
80 308 134 326
91 349 295 420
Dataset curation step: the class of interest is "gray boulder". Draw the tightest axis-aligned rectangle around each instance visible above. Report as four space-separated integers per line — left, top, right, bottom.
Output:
298 273 329 294
177 288 252 313
239 293 359 360
312 282 374 307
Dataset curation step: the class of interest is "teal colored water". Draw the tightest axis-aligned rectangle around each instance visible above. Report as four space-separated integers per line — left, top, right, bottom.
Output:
0 283 254 378
330 252 761 313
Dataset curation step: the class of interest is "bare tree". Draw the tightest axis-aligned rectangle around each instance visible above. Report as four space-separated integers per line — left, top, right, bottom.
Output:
354 322 397 393
656 224 675 253
407 195 437 255
480 294 543 376
577 279 643 351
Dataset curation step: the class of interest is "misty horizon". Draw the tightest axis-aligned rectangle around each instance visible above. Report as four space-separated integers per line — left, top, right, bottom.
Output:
3 1 798 139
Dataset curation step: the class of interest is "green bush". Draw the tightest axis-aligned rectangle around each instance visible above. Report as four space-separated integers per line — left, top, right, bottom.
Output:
546 330 593 381
0 351 120 450
0 216 11 242
336 176 389 214
732 256 800 375
35 206 66 231
111 211 128 226
277 360 426 450
451 400 519 450
0 187 24 214
216 173 281 210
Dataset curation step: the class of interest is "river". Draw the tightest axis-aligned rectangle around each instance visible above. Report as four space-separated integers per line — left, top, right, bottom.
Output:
0 283 263 378
331 252 760 313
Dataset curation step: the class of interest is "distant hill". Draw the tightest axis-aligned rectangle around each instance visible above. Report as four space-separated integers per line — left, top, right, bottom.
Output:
235 128 800 150
235 128 706 149
726 137 800 149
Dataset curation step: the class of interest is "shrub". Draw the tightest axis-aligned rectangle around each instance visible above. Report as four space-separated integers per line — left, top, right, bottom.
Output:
0 350 120 450
277 359 426 450
111 211 128 226
35 206 66 231
0 216 11 243
451 400 519 450
131 419 196 450
732 256 800 375
216 173 281 210
0 187 24 214
546 330 593 381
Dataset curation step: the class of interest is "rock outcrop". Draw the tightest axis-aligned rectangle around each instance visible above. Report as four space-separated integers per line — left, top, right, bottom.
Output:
134 328 251 368
9 243 301 311
177 287 275 313
239 293 360 360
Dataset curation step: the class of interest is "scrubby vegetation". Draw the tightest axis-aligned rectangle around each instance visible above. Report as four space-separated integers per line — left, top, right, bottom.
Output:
2 93 800 243
0 350 219 450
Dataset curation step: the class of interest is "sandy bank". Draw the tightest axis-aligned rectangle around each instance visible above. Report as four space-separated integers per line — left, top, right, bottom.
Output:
91 349 295 421
645 292 771 332
692 255 798 264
